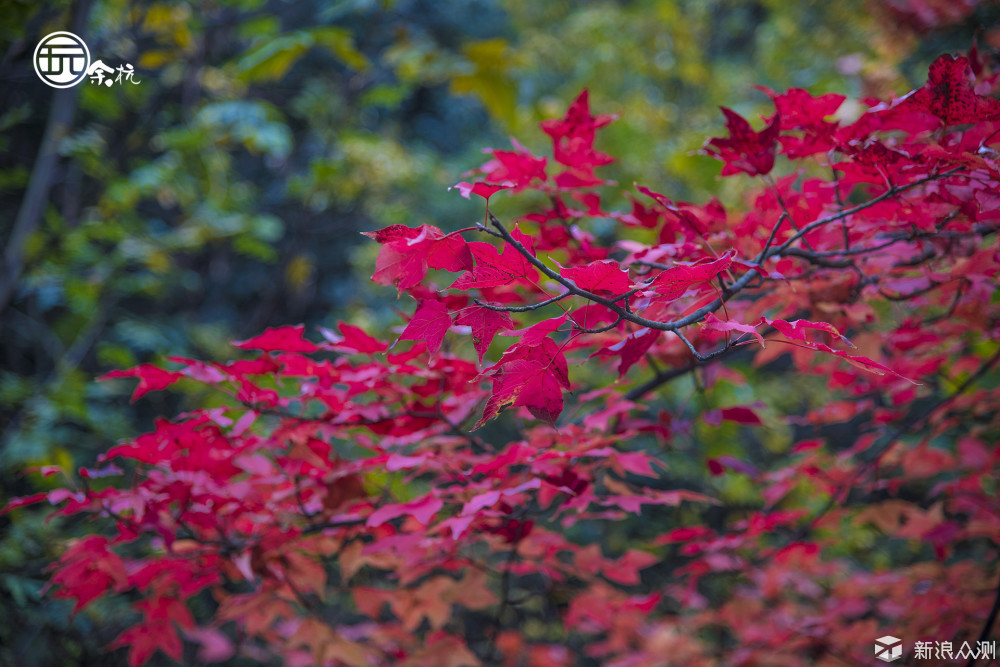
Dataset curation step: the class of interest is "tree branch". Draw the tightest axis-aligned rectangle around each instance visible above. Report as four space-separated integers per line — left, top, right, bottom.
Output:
475 292 571 313
773 168 964 255
0 1 92 316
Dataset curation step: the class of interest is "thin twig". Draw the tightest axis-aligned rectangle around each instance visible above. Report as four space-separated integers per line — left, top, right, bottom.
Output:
474 292 571 313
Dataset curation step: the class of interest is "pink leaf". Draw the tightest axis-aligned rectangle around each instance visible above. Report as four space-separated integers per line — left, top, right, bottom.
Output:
703 312 765 347
450 181 513 201
321 323 388 354
367 495 443 527
99 364 185 402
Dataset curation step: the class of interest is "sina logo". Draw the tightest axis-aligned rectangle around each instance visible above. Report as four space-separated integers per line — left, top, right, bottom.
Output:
875 636 903 662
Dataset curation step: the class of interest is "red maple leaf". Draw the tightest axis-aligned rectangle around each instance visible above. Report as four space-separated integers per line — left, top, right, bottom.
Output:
454 305 515 363
398 299 452 356
451 226 539 290
100 364 185 402
233 324 320 353
49 536 128 613
756 86 845 158
540 89 617 183
110 597 194 667
602 328 660 377
476 337 570 428
560 259 631 296
703 107 781 176
479 138 548 189
757 86 845 127
650 250 735 301
363 224 474 292
450 181 513 201
704 406 764 426
897 54 1000 126
0 492 49 514
320 323 388 354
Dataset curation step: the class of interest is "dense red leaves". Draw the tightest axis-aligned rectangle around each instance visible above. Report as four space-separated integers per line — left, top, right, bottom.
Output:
110 597 195 666
635 185 706 234
898 54 1000 126
48 536 128 614
762 86 845 125
9 47 1000 667
703 107 781 176
757 86 845 158
501 313 567 347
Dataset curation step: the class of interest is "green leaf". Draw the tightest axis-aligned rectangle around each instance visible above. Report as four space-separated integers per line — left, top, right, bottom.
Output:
311 27 370 72
236 32 313 82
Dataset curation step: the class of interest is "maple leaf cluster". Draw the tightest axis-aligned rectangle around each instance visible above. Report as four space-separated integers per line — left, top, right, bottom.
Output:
5 51 1000 666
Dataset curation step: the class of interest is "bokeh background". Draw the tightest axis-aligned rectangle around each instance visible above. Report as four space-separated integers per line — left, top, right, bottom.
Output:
1 0 997 663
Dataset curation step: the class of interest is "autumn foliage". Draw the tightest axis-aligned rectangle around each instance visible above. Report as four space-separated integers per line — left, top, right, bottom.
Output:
6 49 1000 665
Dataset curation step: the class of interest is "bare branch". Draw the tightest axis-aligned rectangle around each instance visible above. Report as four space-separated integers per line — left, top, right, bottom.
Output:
474 292 571 312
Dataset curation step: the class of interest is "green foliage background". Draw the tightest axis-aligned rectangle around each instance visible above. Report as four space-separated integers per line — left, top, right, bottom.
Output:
0 0 994 663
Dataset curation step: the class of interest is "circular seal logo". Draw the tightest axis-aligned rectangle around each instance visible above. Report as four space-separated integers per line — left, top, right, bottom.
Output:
34 31 90 88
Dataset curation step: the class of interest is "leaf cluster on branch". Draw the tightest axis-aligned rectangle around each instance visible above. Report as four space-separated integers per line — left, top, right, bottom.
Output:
5 50 1000 666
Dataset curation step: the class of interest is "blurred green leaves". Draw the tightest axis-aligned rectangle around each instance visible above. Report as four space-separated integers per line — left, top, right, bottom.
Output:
450 38 519 128
237 26 370 83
